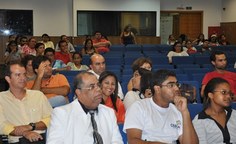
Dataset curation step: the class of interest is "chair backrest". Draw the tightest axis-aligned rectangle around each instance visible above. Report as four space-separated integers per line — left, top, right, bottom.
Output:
118 124 127 144
179 81 201 103
172 56 195 65
188 103 203 120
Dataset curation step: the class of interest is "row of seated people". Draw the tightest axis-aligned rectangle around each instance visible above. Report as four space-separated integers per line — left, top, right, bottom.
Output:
1 60 236 143
4 31 111 66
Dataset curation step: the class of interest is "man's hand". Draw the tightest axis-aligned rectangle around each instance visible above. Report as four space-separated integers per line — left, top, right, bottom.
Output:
37 62 46 78
13 125 32 136
23 131 43 142
174 96 188 113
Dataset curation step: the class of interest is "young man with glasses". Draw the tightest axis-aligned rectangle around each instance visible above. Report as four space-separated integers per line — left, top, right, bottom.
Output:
46 71 123 144
124 69 198 144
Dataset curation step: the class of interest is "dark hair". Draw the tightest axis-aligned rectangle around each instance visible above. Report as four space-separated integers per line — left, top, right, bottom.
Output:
58 40 67 48
5 61 24 77
73 71 94 93
6 40 18 53
44 47 55 55
203 77 230 110
131 57 152 72
60 35 66 40
21 55 36 68
84 38 94 51
210 50 226 62
124 25 131 32
99 71 118 111
20 36 28 42
94 31 101 35
151 69 176 94
140 70 153 95
172 41 183 52
35 43 44 50
72 52 82 59
42 33 49 38
32 55 51 73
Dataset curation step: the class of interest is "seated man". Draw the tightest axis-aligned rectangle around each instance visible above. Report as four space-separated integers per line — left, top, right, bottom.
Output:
55 35 75 53
44 48 71 72
92 31 111 53
124 69 198 144
55 40 72 64
26 55 70 108
46 71 123 144
0 62 52 143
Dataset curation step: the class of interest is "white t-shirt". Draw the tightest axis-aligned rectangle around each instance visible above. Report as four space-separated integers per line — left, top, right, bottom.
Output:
167 51 189 63
123 90 144 110
124 98 183 144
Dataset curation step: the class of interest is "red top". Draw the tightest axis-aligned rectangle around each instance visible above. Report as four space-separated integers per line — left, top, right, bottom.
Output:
104 96 125 123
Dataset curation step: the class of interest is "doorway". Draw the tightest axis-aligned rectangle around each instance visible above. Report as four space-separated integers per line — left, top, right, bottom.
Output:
160 11 203 44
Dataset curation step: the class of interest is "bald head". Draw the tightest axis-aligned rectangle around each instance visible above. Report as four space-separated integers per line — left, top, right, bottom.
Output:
90 54 106 75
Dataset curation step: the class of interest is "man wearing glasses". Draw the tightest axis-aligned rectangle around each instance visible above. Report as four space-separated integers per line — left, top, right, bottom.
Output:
46 71 123 144
124 69 198 144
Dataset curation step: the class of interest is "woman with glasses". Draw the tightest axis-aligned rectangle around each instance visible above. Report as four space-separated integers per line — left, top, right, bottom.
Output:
123 68 153 110
99 71 125 123
193 77 236 144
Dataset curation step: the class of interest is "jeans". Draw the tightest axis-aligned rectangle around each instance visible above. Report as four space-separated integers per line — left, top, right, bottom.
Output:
48 96 68 108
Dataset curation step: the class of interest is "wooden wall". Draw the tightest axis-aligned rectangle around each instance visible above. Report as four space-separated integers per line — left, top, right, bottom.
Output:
0 36 160 63
221 22 236 45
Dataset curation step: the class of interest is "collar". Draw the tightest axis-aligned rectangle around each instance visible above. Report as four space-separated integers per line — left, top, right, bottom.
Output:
198 107 232 120
78 99 98 114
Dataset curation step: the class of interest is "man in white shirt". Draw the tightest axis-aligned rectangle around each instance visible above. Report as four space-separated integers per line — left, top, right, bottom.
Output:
88 54 124 100
124 69 198 144
46 71 123 144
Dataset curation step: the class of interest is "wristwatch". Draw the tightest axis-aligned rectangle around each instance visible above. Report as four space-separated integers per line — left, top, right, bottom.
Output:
29 123 36 131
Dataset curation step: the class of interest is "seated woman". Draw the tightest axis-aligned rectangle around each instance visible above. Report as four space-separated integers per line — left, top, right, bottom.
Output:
167 41 189 64
123 68 152 110
167 34 176 45
192 33 205 46
99 71 125 124
81 38 98 56
127 57 152 91
21 55 36 81
35 42 45 56
39 33 55 49
4 41 22 65
67 52 89 71
193 77 236 144
183 40 197 54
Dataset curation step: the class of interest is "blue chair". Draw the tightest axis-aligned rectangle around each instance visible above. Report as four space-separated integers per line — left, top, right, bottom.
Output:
191 73 206 88
176 74 189 81
142 44 157 52
125 44 142 52
179 81 201 103
59 70 81 77
188 103 203 120
152 64 174 70
172 56 195 65
194 56 211 65
176 64 200 69
118 124 127 144
231 102 236 110
148 56 169 65
109 44 125 51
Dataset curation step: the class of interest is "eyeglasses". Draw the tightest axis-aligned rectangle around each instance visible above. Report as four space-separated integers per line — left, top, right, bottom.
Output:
213 90 234 97
161 82 181 88
78 83 100 90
